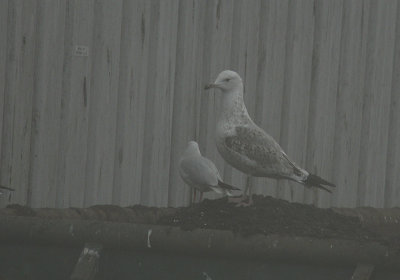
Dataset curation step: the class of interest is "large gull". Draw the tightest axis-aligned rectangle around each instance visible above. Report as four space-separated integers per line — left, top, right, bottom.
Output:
205 70 335 205
179 141 240 203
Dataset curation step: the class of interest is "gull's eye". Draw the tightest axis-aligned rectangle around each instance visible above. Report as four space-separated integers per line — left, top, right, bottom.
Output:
224 78 231 82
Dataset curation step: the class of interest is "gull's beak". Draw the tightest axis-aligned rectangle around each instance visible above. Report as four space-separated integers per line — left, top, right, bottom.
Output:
204 83 218 90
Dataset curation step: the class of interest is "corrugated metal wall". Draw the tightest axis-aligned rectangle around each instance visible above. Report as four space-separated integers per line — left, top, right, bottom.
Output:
0 0 399 208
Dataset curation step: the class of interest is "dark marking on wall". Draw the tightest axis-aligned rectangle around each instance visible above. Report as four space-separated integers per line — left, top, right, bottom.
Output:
107 48 111 66
192 1 195 23
216 0 221 29
118 147 123 165
360 1 365 41
21 35 26 54
129 67 135 107
141 13 145 48
83 76 87 107
313 1 317 18
107 48 112 79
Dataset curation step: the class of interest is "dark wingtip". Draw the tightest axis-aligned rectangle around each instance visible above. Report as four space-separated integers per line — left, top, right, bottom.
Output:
0 185 14 191
218 180 241 191
304 174 335 193
315 184 332 193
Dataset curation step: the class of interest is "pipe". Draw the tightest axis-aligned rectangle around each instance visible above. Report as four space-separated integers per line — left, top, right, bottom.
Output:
0 216 398 270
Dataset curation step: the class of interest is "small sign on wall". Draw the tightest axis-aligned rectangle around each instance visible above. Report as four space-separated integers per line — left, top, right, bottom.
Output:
73 45 89 56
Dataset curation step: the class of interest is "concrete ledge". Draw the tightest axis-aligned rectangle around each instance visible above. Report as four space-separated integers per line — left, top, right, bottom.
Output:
0 216 398 270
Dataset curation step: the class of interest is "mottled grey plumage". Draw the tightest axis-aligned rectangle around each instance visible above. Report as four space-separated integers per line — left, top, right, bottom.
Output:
222 126 303 178
205 70 335 195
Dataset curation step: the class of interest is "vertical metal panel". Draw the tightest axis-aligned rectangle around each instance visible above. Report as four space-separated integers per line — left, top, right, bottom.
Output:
139 0 179 207
254 0 289 198
1 0 400 208
279 0 315 203
146 0 178 206
29 0 67 207
0 0 18 197
167 0 197 206
59 0 95 208
357 0 397 207
112 0 146 206
83 0 123 206
305 0 343 207
332 0 368 207
384 2 400 208
0 1 9 203
0 1 37 206
125 0 151 207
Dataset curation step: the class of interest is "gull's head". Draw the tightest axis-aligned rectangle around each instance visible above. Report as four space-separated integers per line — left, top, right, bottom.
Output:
185 141 201 156
204 70 243 93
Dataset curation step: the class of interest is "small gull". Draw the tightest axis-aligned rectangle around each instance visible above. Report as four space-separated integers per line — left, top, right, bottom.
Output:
205 70 335 205
179 141 240 203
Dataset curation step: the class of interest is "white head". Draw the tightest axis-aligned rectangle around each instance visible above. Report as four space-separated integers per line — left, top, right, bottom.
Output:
184 141 201 156
204 70 243 93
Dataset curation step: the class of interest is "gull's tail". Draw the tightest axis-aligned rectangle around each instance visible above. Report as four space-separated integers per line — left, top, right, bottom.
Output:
0 185 14 192
217 180 241 191
211 180 241 197
302 174 335 193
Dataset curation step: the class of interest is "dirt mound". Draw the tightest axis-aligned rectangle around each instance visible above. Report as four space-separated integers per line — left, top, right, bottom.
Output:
158 195 380 241
3 196 386 242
